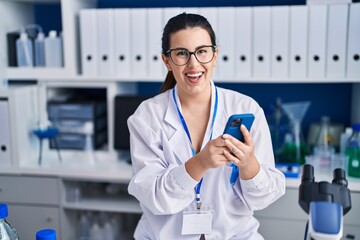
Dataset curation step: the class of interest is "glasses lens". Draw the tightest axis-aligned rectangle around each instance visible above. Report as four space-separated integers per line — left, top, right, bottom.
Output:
169 46 215 66
170 49 190 66
195 46 215 64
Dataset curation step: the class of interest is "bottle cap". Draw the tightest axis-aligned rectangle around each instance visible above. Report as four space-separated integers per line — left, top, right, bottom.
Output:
48 30 57 38
352 123 360 132
36 229 56 240
0 203 9 219
37 32 45 40
19 32 28 40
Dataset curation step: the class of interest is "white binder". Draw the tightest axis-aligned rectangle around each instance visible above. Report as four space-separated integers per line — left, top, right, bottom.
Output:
97 9 115 76
182 8 199 14
308 5 327 78
198 7 218 33
347 3 360 78
79 9 98 76
289 6 308 78
235 7 252 78
0 100 12 166
114 8 131 78
217 7 236 79
271 6 290 78
198 7 218 78
147 8 164 79
326 4 348 78
163 7 183 27
131 8 147 78
253 7 271 78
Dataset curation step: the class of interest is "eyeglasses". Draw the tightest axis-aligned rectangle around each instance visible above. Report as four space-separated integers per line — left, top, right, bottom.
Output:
166 45 216 66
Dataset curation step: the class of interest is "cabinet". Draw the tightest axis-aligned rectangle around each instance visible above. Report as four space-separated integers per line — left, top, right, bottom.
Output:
0 175 61 239
0 172 141 240
255 187 360 240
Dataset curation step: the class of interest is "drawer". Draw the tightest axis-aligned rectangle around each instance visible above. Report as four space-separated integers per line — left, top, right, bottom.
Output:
48 101 106 120
49 130 107 150
53 116 107 133
7 204 60 240
0 175 59 205
50 133 86 150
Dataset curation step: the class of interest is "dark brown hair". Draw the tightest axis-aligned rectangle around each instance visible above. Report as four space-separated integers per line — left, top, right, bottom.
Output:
160 12 217 93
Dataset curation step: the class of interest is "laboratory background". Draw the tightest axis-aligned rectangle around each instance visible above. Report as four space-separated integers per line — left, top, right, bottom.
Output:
0 0 359 239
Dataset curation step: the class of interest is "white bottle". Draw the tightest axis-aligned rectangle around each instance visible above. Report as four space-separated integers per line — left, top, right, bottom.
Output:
89 222 102 240
16 32 33 67
340 127 353 154
78 213 90 240
34 32 45 67
103 221 115 240
44 30 63 67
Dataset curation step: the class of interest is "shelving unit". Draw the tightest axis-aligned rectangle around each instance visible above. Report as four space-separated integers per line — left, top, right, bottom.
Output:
1 0 360 239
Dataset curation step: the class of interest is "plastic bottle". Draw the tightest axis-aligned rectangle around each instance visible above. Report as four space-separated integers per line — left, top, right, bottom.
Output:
89 222 103 240
78 213 90 240
36 229 56 240
16 31 33 67
0 203 19 240
44 30 63 67
84 121 95 165
340 127 353 154
345 123 360 178
103 221 115 240
34 32 45 67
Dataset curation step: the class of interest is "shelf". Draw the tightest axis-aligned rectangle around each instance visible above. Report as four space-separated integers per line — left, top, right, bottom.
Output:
62 195 142 213
6 67 72 80
4 70 359 83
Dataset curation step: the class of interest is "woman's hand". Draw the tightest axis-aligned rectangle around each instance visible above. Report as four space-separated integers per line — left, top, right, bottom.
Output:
222 125 260 180
185 136 229 181
196 136 230 169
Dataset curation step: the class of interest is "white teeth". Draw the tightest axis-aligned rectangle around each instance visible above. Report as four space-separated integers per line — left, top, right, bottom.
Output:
186 72 202 77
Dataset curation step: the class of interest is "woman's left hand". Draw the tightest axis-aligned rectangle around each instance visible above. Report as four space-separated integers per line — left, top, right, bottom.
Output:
222 125 260 180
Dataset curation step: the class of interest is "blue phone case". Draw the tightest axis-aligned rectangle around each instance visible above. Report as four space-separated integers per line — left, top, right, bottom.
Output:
223 113 255 142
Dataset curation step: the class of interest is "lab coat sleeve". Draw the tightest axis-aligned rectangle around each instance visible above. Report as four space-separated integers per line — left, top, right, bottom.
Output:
233 107 286 211
127 114 198 215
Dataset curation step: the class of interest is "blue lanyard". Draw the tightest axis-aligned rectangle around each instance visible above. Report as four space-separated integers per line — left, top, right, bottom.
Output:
172 85 218 209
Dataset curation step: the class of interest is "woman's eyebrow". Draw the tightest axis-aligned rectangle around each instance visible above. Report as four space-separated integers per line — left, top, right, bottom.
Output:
171 45 211 51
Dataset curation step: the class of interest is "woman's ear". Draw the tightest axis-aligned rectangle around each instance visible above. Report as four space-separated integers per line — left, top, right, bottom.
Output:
162 53 172 71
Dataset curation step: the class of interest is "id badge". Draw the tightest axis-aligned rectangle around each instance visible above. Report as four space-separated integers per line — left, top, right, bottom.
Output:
181 208 214 235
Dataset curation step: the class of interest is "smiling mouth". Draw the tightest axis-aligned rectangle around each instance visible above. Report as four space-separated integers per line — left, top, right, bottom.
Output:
185 72 203 82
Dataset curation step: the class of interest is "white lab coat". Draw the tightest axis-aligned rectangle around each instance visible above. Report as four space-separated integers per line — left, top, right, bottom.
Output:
127 82 286 240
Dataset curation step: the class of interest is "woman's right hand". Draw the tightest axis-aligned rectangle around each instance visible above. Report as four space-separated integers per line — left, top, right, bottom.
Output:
196 135 230 169
185 136 229 181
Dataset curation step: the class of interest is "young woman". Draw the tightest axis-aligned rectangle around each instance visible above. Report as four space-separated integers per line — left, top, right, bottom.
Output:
128 13 285 239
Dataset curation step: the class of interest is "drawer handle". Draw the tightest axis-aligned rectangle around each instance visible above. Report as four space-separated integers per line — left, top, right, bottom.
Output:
46 217 53 223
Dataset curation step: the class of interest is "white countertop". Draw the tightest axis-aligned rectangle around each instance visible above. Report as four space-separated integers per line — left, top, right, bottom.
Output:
2 159 360 192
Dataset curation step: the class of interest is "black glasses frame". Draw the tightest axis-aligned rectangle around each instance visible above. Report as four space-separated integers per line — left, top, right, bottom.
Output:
165 45 217 66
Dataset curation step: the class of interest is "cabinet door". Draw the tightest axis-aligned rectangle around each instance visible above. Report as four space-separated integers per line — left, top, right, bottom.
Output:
0 175 59 205
7 204 60 240
257 217 306 240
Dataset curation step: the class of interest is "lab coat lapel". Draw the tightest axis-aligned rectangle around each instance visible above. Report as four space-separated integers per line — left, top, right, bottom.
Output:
212 105 229 138
164 92 192 164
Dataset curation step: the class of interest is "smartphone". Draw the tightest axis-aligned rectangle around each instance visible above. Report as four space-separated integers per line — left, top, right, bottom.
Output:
223 113 255 142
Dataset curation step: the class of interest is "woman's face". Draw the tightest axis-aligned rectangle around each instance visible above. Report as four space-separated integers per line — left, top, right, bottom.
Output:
162 27 218 98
